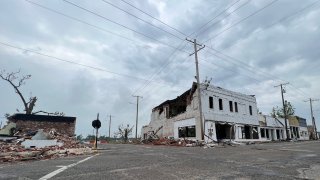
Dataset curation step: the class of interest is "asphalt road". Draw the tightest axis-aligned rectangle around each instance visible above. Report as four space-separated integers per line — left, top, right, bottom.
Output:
1 141 320 180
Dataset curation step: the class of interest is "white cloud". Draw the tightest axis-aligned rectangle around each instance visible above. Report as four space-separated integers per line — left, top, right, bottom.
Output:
0 0 320 136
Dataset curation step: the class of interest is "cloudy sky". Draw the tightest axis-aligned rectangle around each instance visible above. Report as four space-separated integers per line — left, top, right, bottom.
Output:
1 0 320 137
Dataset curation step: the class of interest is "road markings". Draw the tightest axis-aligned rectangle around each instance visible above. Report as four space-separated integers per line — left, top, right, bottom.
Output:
279 148 313 152
39 154 98 180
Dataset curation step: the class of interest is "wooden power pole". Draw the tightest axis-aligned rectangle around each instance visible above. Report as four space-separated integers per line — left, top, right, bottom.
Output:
133 95 142 139
304 98 319 139
186 38 205 140
274 82 290 140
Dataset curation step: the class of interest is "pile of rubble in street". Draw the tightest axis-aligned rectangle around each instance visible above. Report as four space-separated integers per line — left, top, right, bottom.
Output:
140 128 250 148
0 127 92 163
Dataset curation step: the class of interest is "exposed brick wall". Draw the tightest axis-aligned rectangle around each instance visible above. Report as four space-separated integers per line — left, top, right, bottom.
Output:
9 114 76 136
12 120 75 136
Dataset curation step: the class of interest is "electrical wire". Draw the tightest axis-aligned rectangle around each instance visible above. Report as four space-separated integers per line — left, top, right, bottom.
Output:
0 40 184 87
131 0 251 95
194 0 250 38
62 0 184 51
25 0 141 45
120 0 188 37
203 0 279 43
101 0 184 40
209 0 320 53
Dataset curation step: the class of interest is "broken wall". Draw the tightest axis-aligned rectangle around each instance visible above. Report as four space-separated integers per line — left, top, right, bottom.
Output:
9 114 76 136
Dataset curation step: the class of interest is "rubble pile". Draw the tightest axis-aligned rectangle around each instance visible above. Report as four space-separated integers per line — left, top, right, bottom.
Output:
142 136 246 148
0 128 92 163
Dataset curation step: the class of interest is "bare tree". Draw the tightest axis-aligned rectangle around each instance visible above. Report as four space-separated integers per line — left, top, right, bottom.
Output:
0 69 37 114
114 124 133 143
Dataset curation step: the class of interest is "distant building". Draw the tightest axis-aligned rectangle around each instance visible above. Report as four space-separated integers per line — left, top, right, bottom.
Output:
297 116 309 140
8 113 76 136
259 115 286 141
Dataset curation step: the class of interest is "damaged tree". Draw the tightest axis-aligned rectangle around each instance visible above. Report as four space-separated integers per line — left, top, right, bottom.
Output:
0 69 37 114
115 124 133 143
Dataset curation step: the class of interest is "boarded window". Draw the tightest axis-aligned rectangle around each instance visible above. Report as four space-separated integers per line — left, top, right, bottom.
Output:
229 101 233 112
234 102 238 112
219 99 223 110
209 96 213 109
249 105 252 115
178 126 196 138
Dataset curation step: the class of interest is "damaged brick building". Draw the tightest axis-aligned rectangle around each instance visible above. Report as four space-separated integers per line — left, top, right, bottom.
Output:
8 114 76 136
142 82 263 142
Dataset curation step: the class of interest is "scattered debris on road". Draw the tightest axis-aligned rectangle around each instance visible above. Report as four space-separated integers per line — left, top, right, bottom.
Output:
0 128 92 163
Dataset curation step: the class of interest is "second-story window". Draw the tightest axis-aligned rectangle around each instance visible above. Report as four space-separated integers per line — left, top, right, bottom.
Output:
235 102 238 112
229 101 233 112
209 96 213 109
249 105 252 115
219 99 223 110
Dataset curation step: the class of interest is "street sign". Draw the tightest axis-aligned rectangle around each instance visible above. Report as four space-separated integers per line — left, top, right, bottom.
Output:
92 113 101 150
92 119 101 129
92 113 101 129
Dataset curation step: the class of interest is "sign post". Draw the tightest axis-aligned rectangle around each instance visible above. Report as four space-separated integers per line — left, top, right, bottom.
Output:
92 113 101 149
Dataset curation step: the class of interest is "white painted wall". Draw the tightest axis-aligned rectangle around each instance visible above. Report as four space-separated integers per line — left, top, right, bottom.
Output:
204 121 217 142
173 118 196 139
201 85 259 126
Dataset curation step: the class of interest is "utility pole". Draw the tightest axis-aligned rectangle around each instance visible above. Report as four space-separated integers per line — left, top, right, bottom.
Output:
133 95 142 139
186 38 205 140
274 82 290 140
106 115 114 139
304 98 319 140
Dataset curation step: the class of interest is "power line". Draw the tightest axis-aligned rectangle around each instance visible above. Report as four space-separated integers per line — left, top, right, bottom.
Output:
203 0 279 43
195 0 250 38
0 41 185 87
62 0 183 51
131 43 190 96
128 1 253 96
206 46 285 82
25 0 140 45
205 47 312 100
211 0 320 53
101 0 184 40
120 0 188 37
200 59 261 84
201 1 320 98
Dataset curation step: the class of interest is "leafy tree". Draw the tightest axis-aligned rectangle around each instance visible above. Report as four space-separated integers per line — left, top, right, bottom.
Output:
99 135 110 141
76 134 83 141
114 124 133 143
85 135 95 140
272 101 295 118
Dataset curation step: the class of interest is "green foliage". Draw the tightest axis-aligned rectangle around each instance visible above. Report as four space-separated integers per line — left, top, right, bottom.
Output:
271 101 295 118
76 134 83 141
85 134 95 140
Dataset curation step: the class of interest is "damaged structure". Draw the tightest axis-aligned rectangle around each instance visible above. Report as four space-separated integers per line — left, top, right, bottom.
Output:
142 83 263 142
8 114 76 136
142 83 311 143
